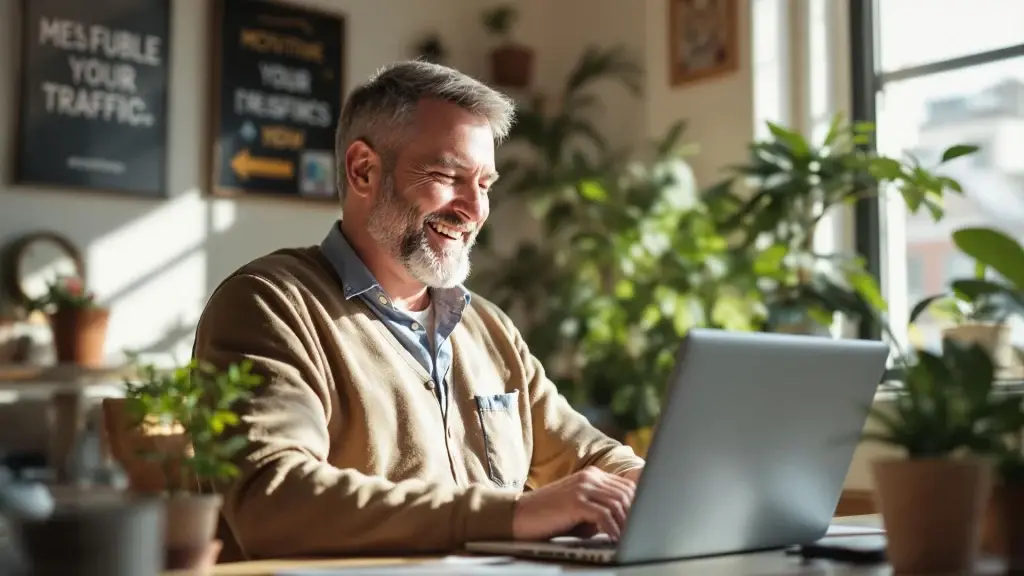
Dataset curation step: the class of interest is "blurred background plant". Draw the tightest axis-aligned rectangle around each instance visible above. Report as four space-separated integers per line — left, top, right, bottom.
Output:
474 45 765 432
702 115 977 337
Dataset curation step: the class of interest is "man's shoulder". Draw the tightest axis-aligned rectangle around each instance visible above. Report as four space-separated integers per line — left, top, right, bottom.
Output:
210 245 338 306
463 290 520 338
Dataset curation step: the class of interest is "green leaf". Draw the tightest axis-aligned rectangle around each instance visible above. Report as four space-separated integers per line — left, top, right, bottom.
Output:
909 293 949 324
578 180 609 203
767 122 810 157
940 144 980 163
952 227 1024 289
848 270 887 312
753 244 788 277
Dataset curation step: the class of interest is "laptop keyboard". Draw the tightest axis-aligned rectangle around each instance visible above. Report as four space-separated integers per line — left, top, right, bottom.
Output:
560 539 618 549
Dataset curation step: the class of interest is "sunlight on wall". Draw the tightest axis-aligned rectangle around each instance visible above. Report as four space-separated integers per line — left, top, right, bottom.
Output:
751 0 790 140
210 198 238 235
86 188 208 363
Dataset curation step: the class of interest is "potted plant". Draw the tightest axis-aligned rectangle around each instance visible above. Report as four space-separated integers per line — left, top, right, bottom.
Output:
924 225 1024 567
104 356 262 572
703 115 979 336
26 274 108 367
863 335 1010 573
414 33 446 64
481 4 533 88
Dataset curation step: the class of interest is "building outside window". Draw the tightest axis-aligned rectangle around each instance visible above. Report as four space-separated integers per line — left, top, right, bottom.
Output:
852 0 1024 354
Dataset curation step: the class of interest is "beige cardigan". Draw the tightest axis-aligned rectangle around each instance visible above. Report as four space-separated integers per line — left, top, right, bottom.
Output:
193 246 643 559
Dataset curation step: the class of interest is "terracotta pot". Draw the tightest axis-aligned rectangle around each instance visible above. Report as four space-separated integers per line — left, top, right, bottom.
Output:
101 398 194 494
164 493 224 572
999 481 1024 571
49 307 109 367
490 44 534 88
873 457 993 574
981 485 1006 556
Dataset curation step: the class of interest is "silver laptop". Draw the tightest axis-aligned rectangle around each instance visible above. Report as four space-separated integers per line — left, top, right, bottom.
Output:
465 328 890 565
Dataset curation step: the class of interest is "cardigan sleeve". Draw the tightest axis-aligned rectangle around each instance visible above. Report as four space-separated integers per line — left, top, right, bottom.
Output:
193 272 519 559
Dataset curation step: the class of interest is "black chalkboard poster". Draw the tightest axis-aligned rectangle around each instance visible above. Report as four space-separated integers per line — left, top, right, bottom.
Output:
15 0 170 196
211 0 345 201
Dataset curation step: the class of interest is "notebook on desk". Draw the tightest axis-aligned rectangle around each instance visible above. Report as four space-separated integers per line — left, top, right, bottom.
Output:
466 329 890 565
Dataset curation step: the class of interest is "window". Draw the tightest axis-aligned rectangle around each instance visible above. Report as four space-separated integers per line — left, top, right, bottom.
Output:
852 0 1024 354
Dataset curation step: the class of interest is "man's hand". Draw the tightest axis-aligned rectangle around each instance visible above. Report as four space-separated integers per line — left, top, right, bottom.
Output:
511 466 637 541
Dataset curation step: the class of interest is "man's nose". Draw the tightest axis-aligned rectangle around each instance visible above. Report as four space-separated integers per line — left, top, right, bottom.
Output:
453 183 487 223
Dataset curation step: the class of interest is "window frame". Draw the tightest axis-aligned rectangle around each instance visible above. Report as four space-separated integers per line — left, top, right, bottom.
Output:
849 0 1024 341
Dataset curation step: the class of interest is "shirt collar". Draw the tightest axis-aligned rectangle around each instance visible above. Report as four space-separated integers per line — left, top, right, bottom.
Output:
319 222 472 308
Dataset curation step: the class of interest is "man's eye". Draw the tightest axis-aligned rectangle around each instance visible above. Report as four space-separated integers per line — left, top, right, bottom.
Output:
431 172 456 183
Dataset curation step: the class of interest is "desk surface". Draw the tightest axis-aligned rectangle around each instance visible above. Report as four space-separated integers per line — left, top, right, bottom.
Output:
161 516 936 576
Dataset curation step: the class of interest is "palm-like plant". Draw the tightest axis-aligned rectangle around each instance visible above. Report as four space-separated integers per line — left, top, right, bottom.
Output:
495 45 643 198
704 114 977 334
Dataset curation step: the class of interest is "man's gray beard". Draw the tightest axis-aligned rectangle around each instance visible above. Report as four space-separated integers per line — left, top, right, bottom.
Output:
366 173 473 289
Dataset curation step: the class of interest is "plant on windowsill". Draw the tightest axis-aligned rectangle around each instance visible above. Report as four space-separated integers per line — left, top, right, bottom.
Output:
702 114 978 336
25 275 109 367
102 356 262 572
916 225 1024 569
862 335 1008 574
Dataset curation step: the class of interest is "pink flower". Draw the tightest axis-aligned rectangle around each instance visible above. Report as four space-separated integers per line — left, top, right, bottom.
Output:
63 277 83 295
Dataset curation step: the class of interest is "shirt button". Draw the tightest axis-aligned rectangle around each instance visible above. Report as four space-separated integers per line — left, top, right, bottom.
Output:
410 322 421 331
377 294 388 306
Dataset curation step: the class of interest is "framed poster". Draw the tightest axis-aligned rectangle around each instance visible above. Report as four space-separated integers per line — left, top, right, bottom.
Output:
668 0 739 87
15 0 170 195
210 0 345 201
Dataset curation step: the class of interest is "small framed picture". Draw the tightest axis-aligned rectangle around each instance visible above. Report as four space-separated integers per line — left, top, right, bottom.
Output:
668 0 739 87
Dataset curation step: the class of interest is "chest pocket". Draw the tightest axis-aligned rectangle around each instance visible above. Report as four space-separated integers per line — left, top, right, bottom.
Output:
474 391 528 489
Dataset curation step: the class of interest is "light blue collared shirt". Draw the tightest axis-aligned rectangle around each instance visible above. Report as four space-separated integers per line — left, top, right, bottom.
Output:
319 223 470 417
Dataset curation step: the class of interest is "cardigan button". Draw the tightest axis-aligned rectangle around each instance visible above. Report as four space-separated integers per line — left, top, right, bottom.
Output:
424 380 434 390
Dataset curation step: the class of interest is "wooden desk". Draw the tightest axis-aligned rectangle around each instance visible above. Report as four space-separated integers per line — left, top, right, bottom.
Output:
161 516 942 576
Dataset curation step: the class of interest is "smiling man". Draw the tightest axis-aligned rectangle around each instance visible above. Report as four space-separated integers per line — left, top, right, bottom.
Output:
193 61 645 561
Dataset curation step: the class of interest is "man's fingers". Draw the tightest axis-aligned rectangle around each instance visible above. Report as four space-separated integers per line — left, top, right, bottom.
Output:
581 499 620 539
582 482 630 530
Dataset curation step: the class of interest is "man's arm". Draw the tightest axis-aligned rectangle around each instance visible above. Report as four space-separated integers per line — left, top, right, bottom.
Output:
487 306 645 487
195 273 518 559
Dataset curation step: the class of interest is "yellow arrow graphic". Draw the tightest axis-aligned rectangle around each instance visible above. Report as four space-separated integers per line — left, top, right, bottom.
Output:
231 149 294 180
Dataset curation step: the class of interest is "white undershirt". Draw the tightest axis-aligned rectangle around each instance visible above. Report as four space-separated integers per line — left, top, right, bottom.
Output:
404 302 436 351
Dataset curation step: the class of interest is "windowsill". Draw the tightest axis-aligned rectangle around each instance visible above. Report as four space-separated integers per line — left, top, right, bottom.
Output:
873 378 1024 403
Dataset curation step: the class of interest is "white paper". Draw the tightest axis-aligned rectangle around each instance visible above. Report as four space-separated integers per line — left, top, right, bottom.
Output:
825 524 885 537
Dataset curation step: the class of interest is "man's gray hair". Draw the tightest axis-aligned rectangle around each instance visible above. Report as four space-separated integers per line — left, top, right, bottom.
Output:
334 61 516 201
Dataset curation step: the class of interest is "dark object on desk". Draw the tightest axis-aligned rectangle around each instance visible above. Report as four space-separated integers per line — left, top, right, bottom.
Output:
789 535 888 565
11 497 164 576
0 452 48 478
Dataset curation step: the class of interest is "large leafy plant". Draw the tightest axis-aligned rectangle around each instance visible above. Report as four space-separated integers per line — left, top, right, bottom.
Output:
122 357 262 493
492 45 644 202
704 114 977 333
909 228 1024 328
485 125 764 430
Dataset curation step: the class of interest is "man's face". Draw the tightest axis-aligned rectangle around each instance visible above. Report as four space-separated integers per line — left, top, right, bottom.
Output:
367 100 498 289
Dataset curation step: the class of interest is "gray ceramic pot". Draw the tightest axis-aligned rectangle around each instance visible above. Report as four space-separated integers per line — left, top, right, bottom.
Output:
11 496 164 576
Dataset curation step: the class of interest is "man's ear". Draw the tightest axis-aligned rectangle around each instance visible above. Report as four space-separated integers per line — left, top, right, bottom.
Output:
344 139 381 199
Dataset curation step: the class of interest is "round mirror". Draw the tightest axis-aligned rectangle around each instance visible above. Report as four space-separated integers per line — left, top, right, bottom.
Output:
1 232 84 308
